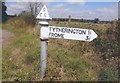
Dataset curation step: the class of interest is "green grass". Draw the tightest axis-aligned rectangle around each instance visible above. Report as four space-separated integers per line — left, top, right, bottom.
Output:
99 67 118 81
2 20 40 81
46 38 99 81
2 18 119 81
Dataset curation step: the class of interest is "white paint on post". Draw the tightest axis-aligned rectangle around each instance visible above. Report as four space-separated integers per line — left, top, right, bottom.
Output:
40 26 49 39
36 5 51 78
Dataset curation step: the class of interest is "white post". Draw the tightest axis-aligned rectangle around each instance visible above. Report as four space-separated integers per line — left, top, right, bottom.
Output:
36 5 51 78
40 40 47 77
39 21 49 78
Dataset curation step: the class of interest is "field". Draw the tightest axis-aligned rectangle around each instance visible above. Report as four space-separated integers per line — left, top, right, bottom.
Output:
2 17 119 81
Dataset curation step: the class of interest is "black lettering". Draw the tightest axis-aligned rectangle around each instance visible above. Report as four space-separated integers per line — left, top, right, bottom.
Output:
52 28 56 32
49 27 52 31
49 32 54 37
40 13 42 17
61 34 64 38
43 8 46 12
76 29 79 34
56 28 61 32
79 30 86 35
88 30 91 35
85 36 90 40
57 34 64 38
49 33 64 39
83 30 86 34
68 29 74 34
73 29 76 34
54 33 58 37
61 28 66 33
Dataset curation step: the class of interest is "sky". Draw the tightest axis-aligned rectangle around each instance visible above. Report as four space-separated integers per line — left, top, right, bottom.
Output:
5 1 119 21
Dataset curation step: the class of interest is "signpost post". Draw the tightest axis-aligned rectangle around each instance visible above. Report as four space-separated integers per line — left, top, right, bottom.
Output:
37 5 98 78
36 5 51 78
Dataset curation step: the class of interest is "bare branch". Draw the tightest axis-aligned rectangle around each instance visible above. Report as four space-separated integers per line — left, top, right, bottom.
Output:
28 1 43 16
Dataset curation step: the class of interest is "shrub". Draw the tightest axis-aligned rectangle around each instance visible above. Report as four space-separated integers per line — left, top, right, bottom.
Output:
19 14 36 26
99 67 118 81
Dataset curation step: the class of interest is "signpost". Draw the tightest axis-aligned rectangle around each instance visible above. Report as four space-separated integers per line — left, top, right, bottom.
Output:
37 5 98 78
36 5 51 78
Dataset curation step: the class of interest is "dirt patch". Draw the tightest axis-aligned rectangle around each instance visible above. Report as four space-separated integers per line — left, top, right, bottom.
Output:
10 48 22 63
2 29 14 48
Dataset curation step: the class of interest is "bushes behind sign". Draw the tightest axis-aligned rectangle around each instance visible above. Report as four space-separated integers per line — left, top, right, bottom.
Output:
18 14 36 26
7 14 36 28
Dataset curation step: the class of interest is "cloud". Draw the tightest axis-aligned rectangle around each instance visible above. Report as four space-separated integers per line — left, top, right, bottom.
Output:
67 0 86 5
55 3 65 8
68 10 95 19
6 2 29 15
48 3 69 18
93 8 117 20
49 7 69 18
6 0 53 2
96 8 114 13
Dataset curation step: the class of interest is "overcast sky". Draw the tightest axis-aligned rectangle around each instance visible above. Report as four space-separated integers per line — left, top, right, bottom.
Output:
5 1 118 21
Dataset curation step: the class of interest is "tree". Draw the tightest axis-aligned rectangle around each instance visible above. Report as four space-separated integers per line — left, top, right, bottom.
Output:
94 18 99 23
28 1 43 16
1 1 7 22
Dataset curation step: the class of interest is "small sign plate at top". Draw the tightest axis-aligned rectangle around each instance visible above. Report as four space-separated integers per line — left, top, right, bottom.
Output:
36 5 51 19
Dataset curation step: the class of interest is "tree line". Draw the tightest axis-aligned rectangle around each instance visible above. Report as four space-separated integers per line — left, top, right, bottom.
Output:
52 18 113 24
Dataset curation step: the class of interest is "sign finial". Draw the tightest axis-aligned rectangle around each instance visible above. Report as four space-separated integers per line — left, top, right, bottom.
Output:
36 5 51 19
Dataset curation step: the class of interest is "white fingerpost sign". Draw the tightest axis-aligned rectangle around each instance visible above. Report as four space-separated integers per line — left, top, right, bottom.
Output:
48 26 97 41
37 5 98 78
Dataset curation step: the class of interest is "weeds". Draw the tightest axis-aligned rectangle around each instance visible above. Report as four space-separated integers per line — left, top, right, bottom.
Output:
2 17 119 81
